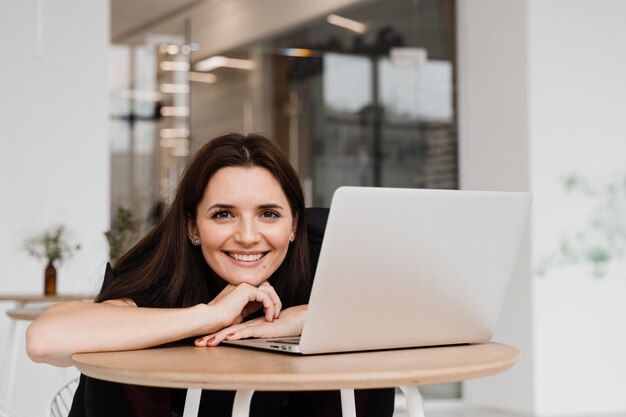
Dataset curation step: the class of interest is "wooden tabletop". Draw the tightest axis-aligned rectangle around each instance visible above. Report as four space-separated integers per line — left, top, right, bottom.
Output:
0 294 93 303
73 342 519 391
6 307 48 321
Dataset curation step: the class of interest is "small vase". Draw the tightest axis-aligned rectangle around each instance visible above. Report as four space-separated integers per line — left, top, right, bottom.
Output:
45 261 57 296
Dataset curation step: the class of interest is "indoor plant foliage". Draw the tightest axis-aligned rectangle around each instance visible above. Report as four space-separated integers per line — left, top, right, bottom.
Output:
24 225 81 266
24 225 81 295
104 206 139 265
537 173 626 278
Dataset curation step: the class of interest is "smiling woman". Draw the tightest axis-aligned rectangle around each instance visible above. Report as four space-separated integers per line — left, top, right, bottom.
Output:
94 133 311 310
25 132 394 417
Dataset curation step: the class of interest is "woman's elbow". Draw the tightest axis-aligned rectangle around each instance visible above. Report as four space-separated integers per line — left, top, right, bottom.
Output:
25 321 52 363
26 322 73 367
26 304 72 364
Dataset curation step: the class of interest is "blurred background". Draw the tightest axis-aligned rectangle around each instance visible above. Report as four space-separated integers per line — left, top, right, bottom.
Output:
1 0 625 416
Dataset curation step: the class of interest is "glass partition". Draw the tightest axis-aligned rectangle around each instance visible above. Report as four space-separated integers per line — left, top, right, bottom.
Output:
187 0 459 398
188 0 457 207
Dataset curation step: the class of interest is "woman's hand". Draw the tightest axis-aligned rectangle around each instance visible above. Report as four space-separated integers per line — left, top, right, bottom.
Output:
195 304 307 347
207 281 282 329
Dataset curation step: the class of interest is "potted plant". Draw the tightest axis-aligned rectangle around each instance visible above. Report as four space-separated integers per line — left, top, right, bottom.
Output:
24 225 80 295
105 206 139 266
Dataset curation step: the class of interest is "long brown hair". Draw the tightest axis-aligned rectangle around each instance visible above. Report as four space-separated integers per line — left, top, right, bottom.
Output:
96 133 311 308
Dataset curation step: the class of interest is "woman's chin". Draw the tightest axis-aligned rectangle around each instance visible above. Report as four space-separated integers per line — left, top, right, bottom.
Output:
224 273 267 287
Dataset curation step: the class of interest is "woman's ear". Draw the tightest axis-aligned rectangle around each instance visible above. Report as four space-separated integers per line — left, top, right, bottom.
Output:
186 216 199 244
292 214 298 235
290 214 298 242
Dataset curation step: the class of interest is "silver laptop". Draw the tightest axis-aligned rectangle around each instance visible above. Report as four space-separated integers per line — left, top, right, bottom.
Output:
223 186 531 354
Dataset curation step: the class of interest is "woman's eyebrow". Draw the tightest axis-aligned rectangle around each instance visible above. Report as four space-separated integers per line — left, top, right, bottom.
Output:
258 204 285 210
207 203 235 211
207 203 285 211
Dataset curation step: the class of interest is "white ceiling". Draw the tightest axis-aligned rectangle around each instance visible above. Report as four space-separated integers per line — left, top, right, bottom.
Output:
111 0 202 42
110 0 369 57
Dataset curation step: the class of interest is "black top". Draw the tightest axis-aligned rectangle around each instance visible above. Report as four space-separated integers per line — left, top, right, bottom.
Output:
69 208 393 417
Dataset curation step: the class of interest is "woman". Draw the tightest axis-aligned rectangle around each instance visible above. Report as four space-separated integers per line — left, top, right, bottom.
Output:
27 133 393 417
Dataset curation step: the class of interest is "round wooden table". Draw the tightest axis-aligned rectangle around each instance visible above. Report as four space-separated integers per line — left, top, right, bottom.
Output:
73 342 519 417
0 294 92 304
6 307 47 321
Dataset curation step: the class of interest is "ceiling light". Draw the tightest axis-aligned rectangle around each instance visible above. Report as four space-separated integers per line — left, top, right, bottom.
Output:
160 107 190 117
189 72 217 84
160 137 189 147
194 56 255 72
279 48 317 57
166 45 180 55
160 128 190 139
160 61 190 71
160 84 190 94
326 14 367 34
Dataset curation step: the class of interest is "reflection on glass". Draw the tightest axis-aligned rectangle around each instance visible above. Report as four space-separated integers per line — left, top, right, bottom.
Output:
314 50 456 206
323 53 372 112
379 58 452 122
109 34 191 235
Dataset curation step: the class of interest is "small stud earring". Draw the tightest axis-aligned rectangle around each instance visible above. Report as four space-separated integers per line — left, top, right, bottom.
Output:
289 234 294 243
194 239 200 245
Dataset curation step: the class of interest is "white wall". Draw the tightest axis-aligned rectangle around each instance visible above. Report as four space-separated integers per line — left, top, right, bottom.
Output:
460 0 626 415
529 0 626 414
0 0 110 415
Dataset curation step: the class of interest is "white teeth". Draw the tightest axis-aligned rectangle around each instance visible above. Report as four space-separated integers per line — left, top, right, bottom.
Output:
229 252 264 262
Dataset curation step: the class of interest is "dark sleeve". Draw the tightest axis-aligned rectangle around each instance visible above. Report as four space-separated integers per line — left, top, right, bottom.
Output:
67 374 87 417
305 207 329 278
101 262 116 292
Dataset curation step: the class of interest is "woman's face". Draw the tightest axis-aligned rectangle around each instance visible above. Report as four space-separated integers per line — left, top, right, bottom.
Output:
189 166 296 286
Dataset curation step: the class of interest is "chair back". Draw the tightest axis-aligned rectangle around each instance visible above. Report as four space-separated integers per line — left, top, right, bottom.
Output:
48 378 79 417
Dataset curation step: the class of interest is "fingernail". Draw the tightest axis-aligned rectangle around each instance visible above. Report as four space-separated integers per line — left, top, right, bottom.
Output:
195 338 204 344
207 336 215 344
227 333 235 338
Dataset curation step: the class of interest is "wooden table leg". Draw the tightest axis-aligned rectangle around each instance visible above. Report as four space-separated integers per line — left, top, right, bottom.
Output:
183 388 202 417
340 389 357 417
399 386 425 417
232 390 254 417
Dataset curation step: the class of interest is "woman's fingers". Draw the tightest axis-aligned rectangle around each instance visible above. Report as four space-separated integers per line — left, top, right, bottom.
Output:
257 282 282 319
203 282 283 335
194 318 264 346
248 285 276 322
194 305 307 347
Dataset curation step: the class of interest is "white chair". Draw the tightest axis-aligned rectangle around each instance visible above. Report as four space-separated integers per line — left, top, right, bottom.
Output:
48 378 79 417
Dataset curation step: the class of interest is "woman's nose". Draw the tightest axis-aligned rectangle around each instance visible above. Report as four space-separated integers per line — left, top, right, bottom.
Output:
234 218 260 245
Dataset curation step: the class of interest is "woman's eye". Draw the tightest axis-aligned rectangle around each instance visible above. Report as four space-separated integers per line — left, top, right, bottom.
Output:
212 210 233 219
260 210 280 219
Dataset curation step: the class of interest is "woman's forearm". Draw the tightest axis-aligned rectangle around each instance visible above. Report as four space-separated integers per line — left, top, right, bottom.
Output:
26 300 222 367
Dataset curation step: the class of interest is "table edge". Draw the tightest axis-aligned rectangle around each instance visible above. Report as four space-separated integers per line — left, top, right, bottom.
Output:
73 343 520 391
